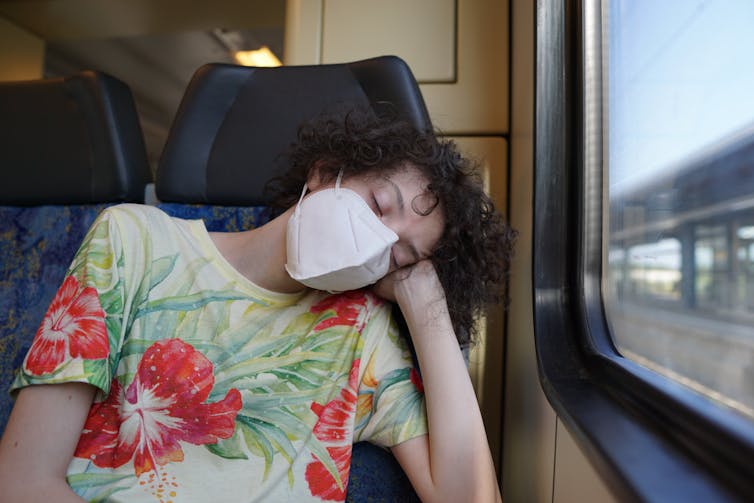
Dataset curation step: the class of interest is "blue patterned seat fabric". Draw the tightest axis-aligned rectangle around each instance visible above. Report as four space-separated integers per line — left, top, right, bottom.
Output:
0 205 113 431
156 203 421 502
157 203 270 232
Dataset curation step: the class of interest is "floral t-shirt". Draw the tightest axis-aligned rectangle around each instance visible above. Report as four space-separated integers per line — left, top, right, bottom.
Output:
11 204 427 503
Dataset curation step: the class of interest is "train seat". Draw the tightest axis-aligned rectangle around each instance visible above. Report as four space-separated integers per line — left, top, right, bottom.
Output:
0 71 151 432
155 55 429 501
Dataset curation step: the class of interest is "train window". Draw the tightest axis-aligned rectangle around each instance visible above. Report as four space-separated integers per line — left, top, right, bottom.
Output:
537 0 754 498
604 0 754 419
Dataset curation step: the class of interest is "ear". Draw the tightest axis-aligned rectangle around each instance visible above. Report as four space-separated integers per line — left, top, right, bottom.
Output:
306 160 328 190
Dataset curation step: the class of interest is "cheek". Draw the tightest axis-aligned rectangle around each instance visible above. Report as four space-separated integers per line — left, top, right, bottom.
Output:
423 217 446 251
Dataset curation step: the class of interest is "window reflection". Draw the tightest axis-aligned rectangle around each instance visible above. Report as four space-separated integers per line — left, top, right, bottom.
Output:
604 0 754 419
627 239 681 303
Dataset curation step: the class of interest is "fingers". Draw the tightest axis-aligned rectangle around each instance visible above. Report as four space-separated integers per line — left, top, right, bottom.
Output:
373 264 415 301
373 259 443 305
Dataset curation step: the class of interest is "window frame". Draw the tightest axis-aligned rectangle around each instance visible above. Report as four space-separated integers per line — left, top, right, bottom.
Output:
533 0 754 500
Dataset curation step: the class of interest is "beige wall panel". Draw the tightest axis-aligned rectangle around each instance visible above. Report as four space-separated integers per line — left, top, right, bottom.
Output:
284 0 509 135
320 0 456 83
503 109 557 501
284 0 320 65
285 0 323 65
419 0 508 135
451 136 507 474
0 17 44 81
503 0 558 501
553 420 618 503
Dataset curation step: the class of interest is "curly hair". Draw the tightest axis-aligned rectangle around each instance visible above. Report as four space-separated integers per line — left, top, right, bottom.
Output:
265 108 517 347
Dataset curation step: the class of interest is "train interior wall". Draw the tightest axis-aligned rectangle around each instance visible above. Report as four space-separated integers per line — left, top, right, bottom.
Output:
0 1 617 501
505 2 615 501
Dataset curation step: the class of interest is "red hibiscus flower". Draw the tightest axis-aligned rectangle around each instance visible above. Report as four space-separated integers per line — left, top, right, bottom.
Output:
305 359 360 501
305 445 352 501
24 275 109 375
74 339 242 477
310 291 370 331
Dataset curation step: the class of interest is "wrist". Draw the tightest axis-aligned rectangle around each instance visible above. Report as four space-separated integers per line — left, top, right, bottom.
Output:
398 294 454 344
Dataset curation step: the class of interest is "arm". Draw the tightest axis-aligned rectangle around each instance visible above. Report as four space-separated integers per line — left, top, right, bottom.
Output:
376 260 502 503
0 383 96 502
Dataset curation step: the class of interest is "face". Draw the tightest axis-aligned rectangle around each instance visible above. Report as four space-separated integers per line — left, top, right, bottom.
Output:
308 164 445 273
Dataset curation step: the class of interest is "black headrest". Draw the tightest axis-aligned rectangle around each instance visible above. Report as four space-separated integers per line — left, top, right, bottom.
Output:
156 55 431 206
0 71 151 205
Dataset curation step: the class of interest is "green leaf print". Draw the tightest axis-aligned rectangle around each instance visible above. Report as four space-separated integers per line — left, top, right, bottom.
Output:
98 285 124 318
67 471 133 495
141 257 200 341
208 307 300 362
358 379 426 443
373 367 410 405
244 416 298 479
209 381 349 486
266 365 337 390
209 319 357 397
213 351 338 392
119 338 154 358
133 290 249 318
127 254 267 339
206 431 249 461
68 218 113 286
122 253 180 328
82 358 109 390
208 415 299 482
203 303 363 488
242 386 336 411
144 255 178 292
104 314 123 372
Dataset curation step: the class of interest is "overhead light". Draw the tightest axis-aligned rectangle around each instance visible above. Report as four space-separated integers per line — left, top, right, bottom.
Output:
234 46 282 67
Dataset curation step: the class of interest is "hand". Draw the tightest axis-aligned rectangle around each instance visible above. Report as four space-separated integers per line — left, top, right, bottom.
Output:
371 267 403 302
373 260 446 311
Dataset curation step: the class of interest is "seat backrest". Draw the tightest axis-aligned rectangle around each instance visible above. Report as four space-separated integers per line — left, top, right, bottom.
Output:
154 56 428 500
0 71 151 433
156 55 432 206
0 70 151 204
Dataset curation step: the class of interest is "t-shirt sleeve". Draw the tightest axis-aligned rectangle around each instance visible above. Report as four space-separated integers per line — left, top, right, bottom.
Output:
353 301 428 447
10 207 129 397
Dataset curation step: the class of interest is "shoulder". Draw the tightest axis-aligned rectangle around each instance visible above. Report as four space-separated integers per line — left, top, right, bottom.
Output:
96 204 185 236
99 203 171 225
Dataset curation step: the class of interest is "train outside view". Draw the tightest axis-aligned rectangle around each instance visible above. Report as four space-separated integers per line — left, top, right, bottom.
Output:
603 0 754 421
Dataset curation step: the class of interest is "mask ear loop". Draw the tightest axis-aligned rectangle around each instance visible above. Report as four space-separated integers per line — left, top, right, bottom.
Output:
335 168 344 199
294 182 308 216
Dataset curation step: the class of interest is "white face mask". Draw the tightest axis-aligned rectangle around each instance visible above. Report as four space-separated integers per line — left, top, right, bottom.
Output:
285 170 399 293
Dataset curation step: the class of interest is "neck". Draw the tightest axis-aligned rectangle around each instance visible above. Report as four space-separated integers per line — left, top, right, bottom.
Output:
211 206 305 294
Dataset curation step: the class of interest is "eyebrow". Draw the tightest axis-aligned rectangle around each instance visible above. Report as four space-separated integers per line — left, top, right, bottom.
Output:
384 177 422 263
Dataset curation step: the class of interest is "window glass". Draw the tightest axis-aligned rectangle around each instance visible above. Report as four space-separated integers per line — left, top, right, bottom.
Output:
604 0 754 419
